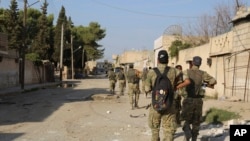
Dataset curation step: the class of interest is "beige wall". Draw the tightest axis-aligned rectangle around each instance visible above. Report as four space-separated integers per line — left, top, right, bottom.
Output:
117 50 154 72
0 57 53 89
209 31 233 56
177 45 221 97
0 57 19 88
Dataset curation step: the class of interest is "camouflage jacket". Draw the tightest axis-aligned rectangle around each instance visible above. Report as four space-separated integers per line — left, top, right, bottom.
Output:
182 66 217 97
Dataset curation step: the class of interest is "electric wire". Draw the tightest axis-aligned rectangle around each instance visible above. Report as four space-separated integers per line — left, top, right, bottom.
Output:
92 0 198 19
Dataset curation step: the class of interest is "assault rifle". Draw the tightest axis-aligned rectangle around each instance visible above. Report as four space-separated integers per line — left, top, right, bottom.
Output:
203 82 215 89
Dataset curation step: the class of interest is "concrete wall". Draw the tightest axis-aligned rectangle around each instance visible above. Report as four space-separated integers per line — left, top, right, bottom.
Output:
116 50 154 72
0 57 19 88
176 45 221 97
0 55 54 89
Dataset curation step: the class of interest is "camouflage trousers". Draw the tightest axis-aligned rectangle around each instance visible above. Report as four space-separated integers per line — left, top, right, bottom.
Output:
109 80 116 94
175 95 182 125
141 80 146 93
127 83 140 109
148 106 177 141
181 98 203 140
118 80 126 95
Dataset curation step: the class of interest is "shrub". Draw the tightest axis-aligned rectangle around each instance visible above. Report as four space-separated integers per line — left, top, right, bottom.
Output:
204 108 240 124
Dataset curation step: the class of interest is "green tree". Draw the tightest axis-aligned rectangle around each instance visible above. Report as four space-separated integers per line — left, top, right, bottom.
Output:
25 8 42 47
168 40 191 59
53 6 67 65
30 0 50 60
46 14 55 61
4 0 23 51
71 26 85 69
0 8 7 32
80 22 106 61
62 16 74 67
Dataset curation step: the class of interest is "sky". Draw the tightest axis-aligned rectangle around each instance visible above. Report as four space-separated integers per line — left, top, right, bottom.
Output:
1 0 249 62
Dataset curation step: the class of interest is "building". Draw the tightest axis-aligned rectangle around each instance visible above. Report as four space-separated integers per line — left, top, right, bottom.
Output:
114 49 154 73
153 6 250 101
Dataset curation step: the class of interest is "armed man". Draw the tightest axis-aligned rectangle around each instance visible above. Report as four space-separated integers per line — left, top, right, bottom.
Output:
181 56 217 141
145 50 190 141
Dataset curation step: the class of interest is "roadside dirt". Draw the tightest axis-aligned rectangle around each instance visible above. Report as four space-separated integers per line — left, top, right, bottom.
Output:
0 75 249 141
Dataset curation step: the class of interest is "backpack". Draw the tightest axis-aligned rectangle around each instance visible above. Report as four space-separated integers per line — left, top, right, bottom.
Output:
141 69 148 81
127 69 136 83
151 67 174 112
117 71 125 80
185 69 205 98
108 71 116 80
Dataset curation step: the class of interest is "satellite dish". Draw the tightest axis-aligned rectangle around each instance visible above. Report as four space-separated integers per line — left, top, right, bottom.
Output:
163 25 182 36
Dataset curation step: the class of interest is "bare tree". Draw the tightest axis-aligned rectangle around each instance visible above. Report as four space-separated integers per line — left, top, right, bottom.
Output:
182 0 248 46
213 2 234 36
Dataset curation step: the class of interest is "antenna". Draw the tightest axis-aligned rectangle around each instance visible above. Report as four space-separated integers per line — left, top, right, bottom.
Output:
163 25 182 36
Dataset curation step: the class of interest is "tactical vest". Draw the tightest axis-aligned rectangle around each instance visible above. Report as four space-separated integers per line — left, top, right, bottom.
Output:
141 70 148 81
117 71 125 80
108 71 116 80
185 69 205 98
127 69 136 83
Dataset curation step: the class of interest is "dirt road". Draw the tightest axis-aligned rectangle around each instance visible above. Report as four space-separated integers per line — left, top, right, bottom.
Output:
0 76 153 141
0 75 250 141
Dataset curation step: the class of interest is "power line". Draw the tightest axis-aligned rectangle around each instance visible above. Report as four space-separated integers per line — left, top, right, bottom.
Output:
92 0 198 19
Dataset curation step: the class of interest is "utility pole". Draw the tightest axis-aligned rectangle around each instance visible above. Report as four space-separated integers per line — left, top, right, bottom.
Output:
21 0 27 89
71 34 74 79
82 47 84 70
59 24 64 81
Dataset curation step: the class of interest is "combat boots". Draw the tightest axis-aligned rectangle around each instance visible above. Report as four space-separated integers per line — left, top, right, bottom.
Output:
182 123 192 141
191 136 197 141
134 104 139 109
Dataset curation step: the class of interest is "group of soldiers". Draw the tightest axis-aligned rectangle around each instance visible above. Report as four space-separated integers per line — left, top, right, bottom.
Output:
144 50 217 141
107 49 217 141
107 64 151 110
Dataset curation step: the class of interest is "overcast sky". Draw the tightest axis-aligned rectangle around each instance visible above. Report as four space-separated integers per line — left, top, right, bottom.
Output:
1 0 249 61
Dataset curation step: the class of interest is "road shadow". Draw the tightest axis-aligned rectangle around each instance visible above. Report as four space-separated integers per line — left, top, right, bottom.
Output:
0 79 110 140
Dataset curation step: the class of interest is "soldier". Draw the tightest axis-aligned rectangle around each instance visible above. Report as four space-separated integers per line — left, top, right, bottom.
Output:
141 67 151 98
175 65 183 126
108 68 117 94
134 69 141 108
145 50 190 141
116 68 126 96
126 64 137 110
181 56 217 141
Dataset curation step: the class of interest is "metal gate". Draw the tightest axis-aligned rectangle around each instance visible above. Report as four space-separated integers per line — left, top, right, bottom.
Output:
224 51 250 102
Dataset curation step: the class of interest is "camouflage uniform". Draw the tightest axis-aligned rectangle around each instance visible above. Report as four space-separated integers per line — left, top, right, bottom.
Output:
145 63 182 141
141 68 148 97
133 72 141 108
174 65 183 125
108 69 117 94
116 70 126 95
126 67 137 110
181 65 217 141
